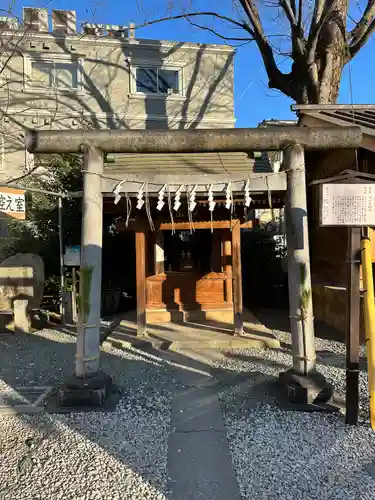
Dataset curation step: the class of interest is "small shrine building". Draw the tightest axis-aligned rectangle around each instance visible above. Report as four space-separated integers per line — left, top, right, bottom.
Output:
101 151 286 335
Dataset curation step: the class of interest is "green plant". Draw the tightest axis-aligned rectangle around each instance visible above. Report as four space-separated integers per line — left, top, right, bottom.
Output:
299 263 311 321
77 265 94 323
3 154 83 306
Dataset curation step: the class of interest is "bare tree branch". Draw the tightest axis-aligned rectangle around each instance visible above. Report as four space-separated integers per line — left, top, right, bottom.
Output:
350 0 375 42
308 0 326 41
350 16 375 56
280 0 306 57
280 0 298 26
290 0 297 16
306 1 338 63
349 0 375 56
0 31 29 76
237 0 293 97
134 11 248 33
297 0 304 31
183 17 254 42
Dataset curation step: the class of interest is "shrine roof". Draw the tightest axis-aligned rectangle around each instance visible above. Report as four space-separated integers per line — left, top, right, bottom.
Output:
105 153 272 184
292 104 375 139
101 151 281 195
105 151 271 178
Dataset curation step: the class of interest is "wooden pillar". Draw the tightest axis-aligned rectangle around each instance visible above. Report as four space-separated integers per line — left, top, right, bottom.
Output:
136 230 147 336
346 227 361 425
222 230 233 303
232 221 243 335
155 231 165 274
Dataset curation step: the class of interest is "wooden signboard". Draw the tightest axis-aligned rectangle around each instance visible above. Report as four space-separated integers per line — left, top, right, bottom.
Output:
319 178 365 425
320 183 375 227
0 187 26 220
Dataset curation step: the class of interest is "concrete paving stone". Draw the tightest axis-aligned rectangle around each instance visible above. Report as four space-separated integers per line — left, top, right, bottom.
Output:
171 388 225 432
167 431 241 500
167 387 241 500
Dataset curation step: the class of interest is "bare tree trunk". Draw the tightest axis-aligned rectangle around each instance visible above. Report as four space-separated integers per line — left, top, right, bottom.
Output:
263 0 350 105
315 0 349 103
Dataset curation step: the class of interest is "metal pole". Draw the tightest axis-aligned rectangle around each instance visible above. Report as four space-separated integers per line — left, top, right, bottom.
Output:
58 197 65 320
76 145 104 378
284 144 316 375
345 227 361 425
361 229 375 429
25 127 362 154
72 266 77 323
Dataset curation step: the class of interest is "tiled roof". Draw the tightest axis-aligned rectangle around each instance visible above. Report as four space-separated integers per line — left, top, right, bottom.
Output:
292 104 375 136
100 151 288 195
106 151 272 178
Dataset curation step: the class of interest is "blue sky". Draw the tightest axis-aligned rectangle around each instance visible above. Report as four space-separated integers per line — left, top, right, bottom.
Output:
15 0 375 127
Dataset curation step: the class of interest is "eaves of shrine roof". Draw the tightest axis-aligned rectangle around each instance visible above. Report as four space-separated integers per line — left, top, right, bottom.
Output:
292 104 375 153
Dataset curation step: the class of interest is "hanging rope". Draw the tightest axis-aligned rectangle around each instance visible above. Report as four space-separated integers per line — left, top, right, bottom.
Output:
266 176 275 221
187 185 195 234
348 61 359 172
83 169 284 230
167 185 175 235
145 182 155 231
136 182 145 210
244 178 252 207
174 185 183 212
231 189 234 230
82 168 283 188
125 189 132 227
208 184 215 233
225 182 234 231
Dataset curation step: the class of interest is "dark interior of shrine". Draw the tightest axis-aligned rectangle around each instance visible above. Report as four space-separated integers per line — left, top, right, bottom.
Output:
163 230 213 273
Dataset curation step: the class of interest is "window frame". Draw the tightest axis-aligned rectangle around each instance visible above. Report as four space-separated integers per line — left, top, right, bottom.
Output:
24 54 84 93
129 60 184 99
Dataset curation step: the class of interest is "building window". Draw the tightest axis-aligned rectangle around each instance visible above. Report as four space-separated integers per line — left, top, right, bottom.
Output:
135 67 180 95
29 58 80 90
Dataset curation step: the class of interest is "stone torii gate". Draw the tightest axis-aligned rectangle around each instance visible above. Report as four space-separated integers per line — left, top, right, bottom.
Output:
26 126 362 407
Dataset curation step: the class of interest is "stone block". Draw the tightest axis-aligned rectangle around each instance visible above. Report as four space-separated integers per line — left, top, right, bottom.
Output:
279 368 333 405
58 371 112 407
0 253 44 311
14 299 30 333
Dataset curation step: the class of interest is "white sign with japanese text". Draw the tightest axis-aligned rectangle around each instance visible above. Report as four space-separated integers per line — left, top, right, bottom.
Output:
320 183 375 226
0 187 26 220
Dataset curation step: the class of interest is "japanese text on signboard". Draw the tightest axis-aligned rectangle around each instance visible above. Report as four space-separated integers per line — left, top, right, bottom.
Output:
320 183 375 226
0 189 26 220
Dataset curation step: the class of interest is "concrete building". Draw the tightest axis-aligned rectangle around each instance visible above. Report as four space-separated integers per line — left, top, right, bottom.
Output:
0 7 235 181
0 7 288 329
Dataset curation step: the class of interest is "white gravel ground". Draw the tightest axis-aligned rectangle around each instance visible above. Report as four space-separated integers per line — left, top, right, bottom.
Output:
0 329 174 500
1 316 375 500
216 316 375 500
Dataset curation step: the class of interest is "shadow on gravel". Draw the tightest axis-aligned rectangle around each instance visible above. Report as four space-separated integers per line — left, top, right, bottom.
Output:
253 308 346 343
1 322 366 499
0 330 206 497
253 308 368 371
224 351 289 371
0 328 282 498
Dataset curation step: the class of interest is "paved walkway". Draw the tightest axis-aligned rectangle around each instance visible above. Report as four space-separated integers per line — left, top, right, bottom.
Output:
104 309 280 351
168 386 241 500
